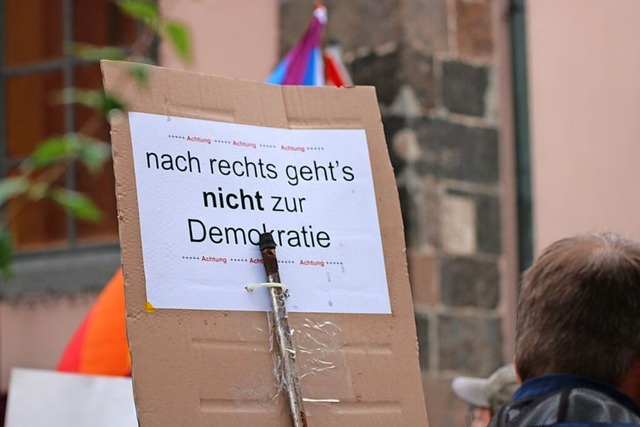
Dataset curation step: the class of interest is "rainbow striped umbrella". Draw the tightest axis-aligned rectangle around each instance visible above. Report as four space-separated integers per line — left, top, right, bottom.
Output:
57 269 130 376
267 4 351 87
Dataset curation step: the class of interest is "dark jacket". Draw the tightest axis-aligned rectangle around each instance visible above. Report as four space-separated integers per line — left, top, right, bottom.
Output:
489 374 640 426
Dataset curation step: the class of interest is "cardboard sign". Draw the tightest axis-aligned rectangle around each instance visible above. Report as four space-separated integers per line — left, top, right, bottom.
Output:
103 61 428 427
128 112 390 313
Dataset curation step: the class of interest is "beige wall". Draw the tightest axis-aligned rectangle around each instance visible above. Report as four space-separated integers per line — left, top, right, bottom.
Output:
1 297 96 390
160 0 278 82
527 0 640 252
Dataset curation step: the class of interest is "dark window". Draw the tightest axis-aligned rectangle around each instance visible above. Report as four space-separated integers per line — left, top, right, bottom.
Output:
1 0 139 252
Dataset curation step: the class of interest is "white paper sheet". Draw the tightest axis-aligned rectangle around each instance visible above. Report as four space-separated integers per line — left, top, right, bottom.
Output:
128 112 391 314
4 368 136 427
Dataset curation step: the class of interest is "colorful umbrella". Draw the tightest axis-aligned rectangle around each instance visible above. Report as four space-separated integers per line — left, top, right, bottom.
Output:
57 4 351 376
266 4 351 87
57 269 130 376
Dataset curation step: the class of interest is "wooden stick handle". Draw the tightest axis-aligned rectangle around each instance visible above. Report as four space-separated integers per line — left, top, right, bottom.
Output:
259 233 308 427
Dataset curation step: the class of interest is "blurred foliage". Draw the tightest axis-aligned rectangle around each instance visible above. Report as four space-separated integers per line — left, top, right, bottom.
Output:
0 0 191 278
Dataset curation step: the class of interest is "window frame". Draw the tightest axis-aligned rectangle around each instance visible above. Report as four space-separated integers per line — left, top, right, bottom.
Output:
0 0 151 295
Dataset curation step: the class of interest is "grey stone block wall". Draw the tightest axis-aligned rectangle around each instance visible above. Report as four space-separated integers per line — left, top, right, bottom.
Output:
279 1 505 424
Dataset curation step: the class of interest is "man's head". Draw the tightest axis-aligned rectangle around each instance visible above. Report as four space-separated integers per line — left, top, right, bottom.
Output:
515 232 640 389
453 364 519 425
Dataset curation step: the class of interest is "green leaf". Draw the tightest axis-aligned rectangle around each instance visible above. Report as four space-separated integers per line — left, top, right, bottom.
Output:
162 21 192 62
26 182 49 200
117 0 159 22
70 43 127 61
77 139 111 173
29 136 81 168
0 177 29 205
58 89 125 116
25 135 110 172
50 189 102 222
0 224 13 280
100 92 126 114
59 88 100 107
127 63 149 86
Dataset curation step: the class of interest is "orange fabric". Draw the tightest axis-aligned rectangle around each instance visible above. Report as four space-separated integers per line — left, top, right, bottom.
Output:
57 268 130 376
56 314 89 372
81 268 130 375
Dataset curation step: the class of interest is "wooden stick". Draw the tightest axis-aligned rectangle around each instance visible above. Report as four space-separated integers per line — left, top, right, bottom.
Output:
259 232 308 427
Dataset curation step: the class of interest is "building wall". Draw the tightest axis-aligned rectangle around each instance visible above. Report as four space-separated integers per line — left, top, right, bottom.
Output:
0 296 96 390
160 0 278 82
527 0 640 252
0 250 122 390
279 1 516 425
0 0 279 393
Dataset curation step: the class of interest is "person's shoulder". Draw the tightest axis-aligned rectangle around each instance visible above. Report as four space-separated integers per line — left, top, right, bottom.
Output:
548 423 640 426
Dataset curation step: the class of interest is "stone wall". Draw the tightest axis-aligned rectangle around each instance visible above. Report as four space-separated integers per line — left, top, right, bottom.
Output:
280 1 507 425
